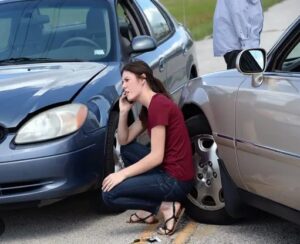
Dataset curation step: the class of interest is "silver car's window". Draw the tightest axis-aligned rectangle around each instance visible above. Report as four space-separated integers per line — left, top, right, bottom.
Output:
0 0 116 62
135 0 172 42
280 39 300 73
286 41 300 59
117 3 136 41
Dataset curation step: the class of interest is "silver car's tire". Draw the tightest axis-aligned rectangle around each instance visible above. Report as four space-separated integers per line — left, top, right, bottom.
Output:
185 115 234 224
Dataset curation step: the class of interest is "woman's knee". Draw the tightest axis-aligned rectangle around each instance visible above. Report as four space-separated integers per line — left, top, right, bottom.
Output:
120 142 150 167
102 191 114 206
120 143 138 156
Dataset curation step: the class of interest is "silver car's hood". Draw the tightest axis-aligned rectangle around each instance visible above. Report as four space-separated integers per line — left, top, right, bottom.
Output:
0 62 106 127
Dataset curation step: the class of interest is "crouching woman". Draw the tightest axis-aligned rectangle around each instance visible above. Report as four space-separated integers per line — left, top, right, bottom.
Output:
102 60 195 235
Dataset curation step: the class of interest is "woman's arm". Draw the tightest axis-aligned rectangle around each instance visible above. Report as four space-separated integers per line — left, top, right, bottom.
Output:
117 112 144 145
117 92 144 145
121 125 165 177
102 125 166 192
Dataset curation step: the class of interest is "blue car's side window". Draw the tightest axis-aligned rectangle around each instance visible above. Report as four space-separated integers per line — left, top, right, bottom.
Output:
135 0 172 43
0 18 11 51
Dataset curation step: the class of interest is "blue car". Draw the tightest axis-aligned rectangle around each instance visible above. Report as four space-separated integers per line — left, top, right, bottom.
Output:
0 0 198 208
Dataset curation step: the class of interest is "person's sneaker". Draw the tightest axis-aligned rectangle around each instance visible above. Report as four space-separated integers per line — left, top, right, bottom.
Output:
0 219 5 236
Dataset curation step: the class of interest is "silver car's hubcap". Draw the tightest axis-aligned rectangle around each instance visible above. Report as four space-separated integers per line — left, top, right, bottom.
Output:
113 131 124 172
188 134 225 211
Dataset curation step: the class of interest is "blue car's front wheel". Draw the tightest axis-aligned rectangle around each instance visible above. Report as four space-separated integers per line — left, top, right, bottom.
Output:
103 111 121 177
94 111 123 213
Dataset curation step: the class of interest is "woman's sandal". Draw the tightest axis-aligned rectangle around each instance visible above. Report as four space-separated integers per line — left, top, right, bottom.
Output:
157 202 185 236
127 213 158 224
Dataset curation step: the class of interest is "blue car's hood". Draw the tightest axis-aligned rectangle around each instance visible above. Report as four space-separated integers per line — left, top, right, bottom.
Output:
0 62 106 127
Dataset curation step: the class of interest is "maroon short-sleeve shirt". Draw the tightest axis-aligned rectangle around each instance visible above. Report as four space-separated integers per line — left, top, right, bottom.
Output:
147 94 194 181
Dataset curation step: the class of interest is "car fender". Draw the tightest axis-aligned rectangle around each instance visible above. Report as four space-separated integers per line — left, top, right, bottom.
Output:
73 63 122 132
180 70 248 189
180 76 217 132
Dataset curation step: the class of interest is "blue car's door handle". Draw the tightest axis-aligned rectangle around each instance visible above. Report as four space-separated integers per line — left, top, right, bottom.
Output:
159 58 165 72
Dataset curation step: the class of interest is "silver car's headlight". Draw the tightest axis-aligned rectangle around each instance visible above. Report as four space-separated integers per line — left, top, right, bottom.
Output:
15 104 88 144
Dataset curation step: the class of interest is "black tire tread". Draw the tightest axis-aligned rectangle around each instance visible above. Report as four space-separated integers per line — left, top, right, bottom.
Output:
92 111 120 214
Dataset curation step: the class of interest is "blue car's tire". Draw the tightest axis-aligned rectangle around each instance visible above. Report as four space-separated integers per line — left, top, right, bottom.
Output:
103 111 120 177
93 111 122 213
0 218 5 236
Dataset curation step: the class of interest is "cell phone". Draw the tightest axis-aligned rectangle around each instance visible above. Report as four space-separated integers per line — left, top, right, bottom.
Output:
122 90 133 104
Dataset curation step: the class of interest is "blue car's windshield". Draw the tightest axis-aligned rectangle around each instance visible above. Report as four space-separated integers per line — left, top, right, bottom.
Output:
0 0 116 64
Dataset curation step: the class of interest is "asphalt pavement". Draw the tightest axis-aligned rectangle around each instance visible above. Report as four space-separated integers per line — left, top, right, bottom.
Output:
195 0 300 75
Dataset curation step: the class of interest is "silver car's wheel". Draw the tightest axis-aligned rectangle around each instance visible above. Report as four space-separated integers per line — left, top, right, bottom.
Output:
185 115 234 224
188 134 224 211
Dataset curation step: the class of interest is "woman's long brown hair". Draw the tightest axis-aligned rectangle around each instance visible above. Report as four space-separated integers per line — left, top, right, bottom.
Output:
121 60 171 127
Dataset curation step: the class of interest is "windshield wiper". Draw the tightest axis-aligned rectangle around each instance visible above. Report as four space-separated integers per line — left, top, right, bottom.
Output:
0 57 83 65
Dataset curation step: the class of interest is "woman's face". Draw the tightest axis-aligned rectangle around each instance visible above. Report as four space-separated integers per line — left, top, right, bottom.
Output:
122 70 144 102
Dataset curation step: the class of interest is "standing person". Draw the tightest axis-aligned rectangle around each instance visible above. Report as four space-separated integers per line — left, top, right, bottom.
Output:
213 0 264 69
102 60 195 236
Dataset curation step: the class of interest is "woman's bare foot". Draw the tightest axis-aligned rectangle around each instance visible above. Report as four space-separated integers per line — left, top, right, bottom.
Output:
158 201 184 235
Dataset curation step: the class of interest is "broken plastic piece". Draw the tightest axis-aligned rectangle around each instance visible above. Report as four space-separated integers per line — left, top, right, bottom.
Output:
131 235 161 243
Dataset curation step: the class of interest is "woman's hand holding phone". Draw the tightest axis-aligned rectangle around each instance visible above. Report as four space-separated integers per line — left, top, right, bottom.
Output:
119 91 133 113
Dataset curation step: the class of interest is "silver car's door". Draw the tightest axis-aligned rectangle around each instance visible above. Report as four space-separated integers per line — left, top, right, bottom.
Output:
235 37 300 210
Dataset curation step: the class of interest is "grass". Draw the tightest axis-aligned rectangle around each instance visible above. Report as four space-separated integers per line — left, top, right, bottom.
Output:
161 0 282 40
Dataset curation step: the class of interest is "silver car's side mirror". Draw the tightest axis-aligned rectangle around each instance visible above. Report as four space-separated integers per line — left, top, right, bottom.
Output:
131 35 157 53
237 48 266 74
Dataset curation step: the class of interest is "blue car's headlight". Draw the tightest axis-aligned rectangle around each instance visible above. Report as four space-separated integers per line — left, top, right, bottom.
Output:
15 104 88 144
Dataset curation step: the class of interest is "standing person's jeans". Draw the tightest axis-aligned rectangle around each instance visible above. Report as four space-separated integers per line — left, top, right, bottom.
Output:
102 142 194 214
224 49 242 69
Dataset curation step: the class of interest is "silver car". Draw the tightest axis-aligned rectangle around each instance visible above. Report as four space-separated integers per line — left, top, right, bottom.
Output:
180 17 300 225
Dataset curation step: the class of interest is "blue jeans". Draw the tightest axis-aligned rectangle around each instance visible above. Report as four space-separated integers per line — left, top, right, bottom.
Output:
102 142 194 214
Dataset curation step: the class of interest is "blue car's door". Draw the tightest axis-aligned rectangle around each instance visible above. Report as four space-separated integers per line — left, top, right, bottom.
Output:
133 0 189 103
132 0 169 86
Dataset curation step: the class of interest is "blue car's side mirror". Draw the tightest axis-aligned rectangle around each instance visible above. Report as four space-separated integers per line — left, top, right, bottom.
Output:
131 35 157 53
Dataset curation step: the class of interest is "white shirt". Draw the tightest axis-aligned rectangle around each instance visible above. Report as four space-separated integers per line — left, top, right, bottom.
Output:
213 0 263 56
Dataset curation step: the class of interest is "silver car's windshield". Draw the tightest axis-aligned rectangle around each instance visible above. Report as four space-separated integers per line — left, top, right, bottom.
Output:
0 0 116 64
